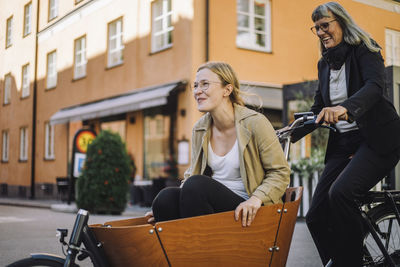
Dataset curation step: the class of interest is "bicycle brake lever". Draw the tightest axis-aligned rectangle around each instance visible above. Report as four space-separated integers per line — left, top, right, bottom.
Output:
319 124 337 132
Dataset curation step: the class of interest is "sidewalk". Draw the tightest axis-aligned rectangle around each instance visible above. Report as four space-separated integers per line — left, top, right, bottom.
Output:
0 197 150 217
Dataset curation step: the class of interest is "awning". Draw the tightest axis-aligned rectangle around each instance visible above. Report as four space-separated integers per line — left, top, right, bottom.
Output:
240 81 283 110
50 81 186 125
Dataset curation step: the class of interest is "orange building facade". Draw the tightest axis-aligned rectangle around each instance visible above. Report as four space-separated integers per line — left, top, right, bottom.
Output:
1 0 400 199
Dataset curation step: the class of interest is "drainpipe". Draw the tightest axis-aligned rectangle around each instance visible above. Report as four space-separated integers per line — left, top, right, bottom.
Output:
205 0 209 61
30 0 40 199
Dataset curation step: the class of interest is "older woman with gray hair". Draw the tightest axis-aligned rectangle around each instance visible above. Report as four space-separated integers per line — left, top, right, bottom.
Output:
302 2 400 266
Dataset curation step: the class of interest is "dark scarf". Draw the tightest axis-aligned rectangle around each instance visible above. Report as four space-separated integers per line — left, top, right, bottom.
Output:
322 41 351 70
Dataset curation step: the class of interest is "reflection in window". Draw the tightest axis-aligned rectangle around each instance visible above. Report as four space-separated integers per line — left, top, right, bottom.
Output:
144 113 170 179
237 0 271 52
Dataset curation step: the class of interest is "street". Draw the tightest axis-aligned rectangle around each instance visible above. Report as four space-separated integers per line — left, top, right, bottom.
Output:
0 205 321 267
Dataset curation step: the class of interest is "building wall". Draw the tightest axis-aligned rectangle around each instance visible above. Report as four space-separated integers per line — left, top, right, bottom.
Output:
1 0 400 197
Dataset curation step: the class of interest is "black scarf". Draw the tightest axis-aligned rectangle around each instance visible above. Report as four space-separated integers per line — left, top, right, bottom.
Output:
322 41 351 70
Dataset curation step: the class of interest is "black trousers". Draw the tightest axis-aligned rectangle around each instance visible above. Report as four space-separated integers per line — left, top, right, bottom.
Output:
152 175 246 222
306 131 400 267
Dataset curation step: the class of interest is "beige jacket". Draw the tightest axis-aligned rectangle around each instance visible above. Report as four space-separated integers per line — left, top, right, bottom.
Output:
183 104 290 205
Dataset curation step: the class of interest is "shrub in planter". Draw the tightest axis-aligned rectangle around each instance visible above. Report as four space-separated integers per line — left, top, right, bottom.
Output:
76 130 131 214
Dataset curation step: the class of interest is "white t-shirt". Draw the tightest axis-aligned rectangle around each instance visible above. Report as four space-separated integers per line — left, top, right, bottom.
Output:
329 64 358 133
207 140 249 200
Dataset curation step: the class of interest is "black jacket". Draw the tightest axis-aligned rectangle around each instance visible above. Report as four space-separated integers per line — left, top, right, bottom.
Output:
306 43 400 157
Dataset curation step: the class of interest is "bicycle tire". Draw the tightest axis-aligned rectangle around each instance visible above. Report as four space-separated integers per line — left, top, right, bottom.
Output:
6 257 64 267
363 204 400 266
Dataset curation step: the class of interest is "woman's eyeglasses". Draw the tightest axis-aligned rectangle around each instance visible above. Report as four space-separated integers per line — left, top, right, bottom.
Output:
192 80 222 93
310 19 336 35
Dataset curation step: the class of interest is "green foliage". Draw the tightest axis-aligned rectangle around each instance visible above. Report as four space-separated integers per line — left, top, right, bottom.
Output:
76 130 131 214
291 87 328 179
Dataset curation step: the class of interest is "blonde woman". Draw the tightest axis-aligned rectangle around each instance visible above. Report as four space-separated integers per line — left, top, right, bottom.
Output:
147 62 290 227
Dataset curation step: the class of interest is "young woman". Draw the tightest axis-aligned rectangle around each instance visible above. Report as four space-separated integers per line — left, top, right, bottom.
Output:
146 61 290 227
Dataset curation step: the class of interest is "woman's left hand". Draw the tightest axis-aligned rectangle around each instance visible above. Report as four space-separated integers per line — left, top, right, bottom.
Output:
234 196 262 227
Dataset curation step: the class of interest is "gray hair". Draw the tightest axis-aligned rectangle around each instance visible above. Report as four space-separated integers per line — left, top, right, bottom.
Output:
311 2 380 53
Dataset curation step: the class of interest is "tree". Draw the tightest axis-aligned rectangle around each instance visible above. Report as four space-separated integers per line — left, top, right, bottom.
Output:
76 130 131 214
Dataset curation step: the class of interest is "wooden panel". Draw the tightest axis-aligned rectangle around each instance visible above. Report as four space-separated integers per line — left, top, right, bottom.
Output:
103 216 150 227
90 222 168 267
270 187 303 267
156 203 284 267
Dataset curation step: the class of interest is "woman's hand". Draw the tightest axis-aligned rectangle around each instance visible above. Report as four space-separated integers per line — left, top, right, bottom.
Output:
234 196 262 227
315 106 348 124
145 210 155 223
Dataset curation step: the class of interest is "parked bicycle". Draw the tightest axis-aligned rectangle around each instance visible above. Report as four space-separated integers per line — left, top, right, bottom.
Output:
7 112 399 267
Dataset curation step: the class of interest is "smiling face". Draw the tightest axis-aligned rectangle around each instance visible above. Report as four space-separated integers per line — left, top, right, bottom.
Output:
193 68 230 113
314 11 343 49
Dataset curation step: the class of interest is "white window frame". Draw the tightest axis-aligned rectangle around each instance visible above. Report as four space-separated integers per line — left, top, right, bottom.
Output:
46 50 57 89
151 0 173 53
74 36 87 79
49 0 58 21
4 74 11 105
236 0 271 52
386 29 400 67
22 64 30 98
2 130 9 162
6 16 13 48
107 18 124 68
24 2 32 36
45 122 55 159
19 127 28 161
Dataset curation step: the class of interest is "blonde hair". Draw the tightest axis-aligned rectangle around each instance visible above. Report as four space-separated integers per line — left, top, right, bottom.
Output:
197 61 245 106
311 2 380 53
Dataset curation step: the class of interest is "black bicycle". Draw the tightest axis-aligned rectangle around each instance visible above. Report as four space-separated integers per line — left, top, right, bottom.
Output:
7 209 109 267
277 112 400 267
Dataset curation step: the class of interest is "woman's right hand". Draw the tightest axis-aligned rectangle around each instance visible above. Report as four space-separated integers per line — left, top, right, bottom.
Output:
145 210 155 223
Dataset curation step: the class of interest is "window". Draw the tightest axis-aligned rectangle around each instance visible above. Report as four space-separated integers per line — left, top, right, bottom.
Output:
19 127 28 161
3 74 11 105
23 2 32 36
2 130 9 162
6 16 13 48
21 64 30 98
107 18 124 67
386 29 400 66
237 0 271 52
74 36 87 79
46 50 57 89
151 0 173 52
45 122 55 159
49 0 58 21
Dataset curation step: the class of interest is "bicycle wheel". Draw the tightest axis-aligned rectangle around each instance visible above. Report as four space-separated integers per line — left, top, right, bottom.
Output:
6 257 64 267
363 204 400 266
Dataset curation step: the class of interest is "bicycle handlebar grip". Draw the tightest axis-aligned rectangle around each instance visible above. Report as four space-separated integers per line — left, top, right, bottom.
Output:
69 209 89 247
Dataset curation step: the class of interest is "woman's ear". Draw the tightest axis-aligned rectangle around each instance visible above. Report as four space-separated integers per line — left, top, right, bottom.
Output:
224 84 233 97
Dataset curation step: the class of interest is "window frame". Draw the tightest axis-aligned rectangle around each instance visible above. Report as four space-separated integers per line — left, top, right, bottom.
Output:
107 17 124 68
19 127 28 161
385 28 400 67
21 63 30 98
151 0 173 53
46 50 57 89
48 0 58 22
3 73 12 105
44 122 55 160
236 0 272 53
23 2 32 37
2 130 9 163
6 16 13 48
74 35 87 80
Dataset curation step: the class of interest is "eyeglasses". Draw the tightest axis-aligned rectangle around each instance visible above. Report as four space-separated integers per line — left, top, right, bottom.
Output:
310 19 337 35
192 80 222 93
